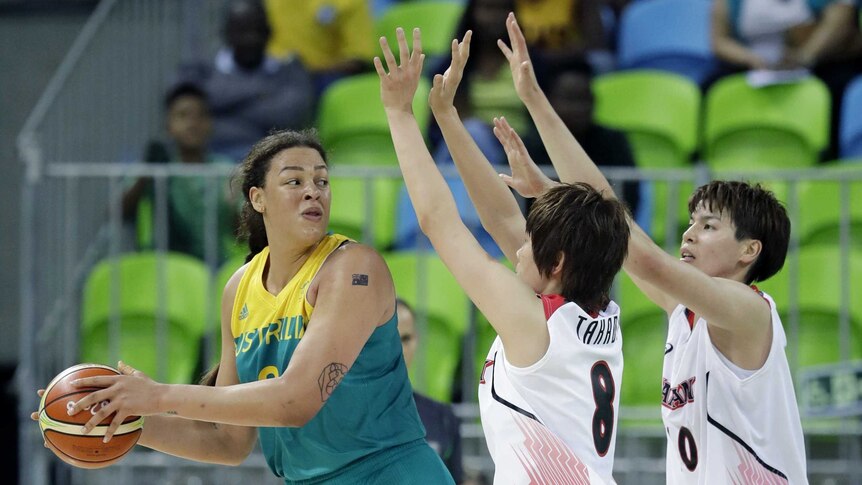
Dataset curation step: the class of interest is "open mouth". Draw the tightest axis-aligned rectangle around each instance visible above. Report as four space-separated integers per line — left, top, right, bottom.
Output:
302 208 323 221
680 250 695 262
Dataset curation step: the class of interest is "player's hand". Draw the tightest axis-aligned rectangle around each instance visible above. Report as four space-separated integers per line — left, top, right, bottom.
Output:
68 361 161 443
428 31 472 115
375 27 425 114
31 389 48 448
498 13 541 103
493 117 557 198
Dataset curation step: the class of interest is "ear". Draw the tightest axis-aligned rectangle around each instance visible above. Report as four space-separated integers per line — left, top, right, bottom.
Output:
740 239 762 265
249 186 265 214
551 252 565 277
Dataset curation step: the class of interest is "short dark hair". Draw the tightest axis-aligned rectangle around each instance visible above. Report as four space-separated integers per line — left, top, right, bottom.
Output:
164 82 208 111
526 183 630 314
236 129 328 262
688 180 790 283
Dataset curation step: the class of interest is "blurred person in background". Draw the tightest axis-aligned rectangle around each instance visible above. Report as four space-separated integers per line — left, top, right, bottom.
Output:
264 0 376 91
396 298 464 483
181 0 316 162
121 82 239 264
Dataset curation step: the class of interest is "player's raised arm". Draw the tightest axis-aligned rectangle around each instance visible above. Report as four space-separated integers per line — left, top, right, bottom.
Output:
498 13 773 357
428 31 526 264
377 27 549 367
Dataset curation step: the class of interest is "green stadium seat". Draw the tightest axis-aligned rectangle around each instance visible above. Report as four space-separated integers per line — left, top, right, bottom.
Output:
794 164 862 247
704 74 830 170
328 176 403 249
593 71 701 245
375 1 465 60
384 250 471 402
318 73 431 166
615 273 667 414
757 246 862 368
81 252 210 384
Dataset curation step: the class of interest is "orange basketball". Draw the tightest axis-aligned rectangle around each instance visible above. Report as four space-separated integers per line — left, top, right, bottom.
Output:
38 363 144 469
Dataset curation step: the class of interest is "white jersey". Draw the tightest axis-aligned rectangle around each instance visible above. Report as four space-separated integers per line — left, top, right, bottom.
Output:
662 290 807 484
478 295 622 485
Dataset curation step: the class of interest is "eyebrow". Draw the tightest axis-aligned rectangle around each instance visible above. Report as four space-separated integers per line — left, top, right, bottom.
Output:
279 164 328 173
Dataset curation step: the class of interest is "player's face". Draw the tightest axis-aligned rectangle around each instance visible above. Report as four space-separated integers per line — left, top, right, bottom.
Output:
396 303 417 368
254 147 331 246
167 95 211 152
681 203 752 280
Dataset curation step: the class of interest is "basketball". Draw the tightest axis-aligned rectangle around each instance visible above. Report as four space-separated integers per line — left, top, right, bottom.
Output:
38 363 144 469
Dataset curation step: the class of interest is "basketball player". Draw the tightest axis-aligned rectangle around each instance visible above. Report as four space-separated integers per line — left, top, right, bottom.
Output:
376 28 630 483
54 129 453 483
495 13 807 483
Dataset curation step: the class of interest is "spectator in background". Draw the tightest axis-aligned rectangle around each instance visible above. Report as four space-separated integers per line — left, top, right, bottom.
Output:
711 0 862 157
514 0 612 72
264 0 375 90
122 83 239 265
396 299 464 484
528 58 641 217
181 0 316 162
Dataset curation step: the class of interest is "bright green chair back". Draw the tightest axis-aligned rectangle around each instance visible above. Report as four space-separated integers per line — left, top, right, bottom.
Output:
704 74 830 170
376 1 465 58
81 252 210 383
757 246 862 368
593 70 701 169
615 273 667 414
795 164 862 247
593 71 700 245
329 176 403 249
318 73 431 166
384 250 471 402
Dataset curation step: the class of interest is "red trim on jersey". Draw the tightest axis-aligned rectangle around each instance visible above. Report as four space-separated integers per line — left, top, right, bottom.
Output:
684 285 768 330
539 294 566 320
750 284 771 308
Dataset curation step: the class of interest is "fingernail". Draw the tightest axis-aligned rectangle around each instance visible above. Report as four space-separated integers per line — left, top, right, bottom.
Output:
80 426 87 434
103 437 109 443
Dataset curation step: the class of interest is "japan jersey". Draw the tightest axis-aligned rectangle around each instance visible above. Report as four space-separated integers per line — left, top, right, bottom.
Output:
662 290 807 484
478 295 622 484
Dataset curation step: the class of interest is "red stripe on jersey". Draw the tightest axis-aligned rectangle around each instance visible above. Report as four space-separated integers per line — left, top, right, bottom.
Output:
685 309 696 330
539 294 567 320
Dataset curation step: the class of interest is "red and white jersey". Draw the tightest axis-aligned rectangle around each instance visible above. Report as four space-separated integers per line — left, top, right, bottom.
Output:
478 295 622 485
662 290 807 484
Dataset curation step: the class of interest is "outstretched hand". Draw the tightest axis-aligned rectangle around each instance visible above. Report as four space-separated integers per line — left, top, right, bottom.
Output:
67 361 161 443
493 117 557 198
497 13 541 103
429 31 472 114
375 27 425 113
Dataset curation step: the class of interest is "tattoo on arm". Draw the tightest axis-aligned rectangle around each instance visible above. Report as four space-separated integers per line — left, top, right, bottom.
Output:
352 274 369 286
318 363 349 402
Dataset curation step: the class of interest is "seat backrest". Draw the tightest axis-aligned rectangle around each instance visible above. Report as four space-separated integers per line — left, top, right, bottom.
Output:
318 73 431 166
757 246 862 367
704 74 830 169
794 164 862 247
329 176 403 249
593 70 701 168
840 75 862 159
81 252 211 383
375 1 465 58
384 250 472 401
617 0 717 84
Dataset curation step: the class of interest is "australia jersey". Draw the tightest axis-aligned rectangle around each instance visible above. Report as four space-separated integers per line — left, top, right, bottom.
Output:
231 234 426 482
478 295 623 484
662 290 807 484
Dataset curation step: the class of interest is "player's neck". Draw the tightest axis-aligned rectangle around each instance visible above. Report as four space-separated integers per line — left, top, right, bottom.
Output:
263 239 321 293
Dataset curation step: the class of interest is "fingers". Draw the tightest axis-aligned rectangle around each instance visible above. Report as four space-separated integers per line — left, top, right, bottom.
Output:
72 375 118 389
461 30 472 56
30 411 39 421
102 411 127 443
81 401 114 436
379 36 398 73
396 27 409 67
411 27 423 64
68 387 111 415
37 389 44 397
497 39 513 61
117 361 137 376
507 13 529 56
373 56 387 78
499 173 515 188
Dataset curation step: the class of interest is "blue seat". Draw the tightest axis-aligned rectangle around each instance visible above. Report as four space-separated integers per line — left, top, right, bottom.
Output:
840 75 862 159
617 0 718 86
